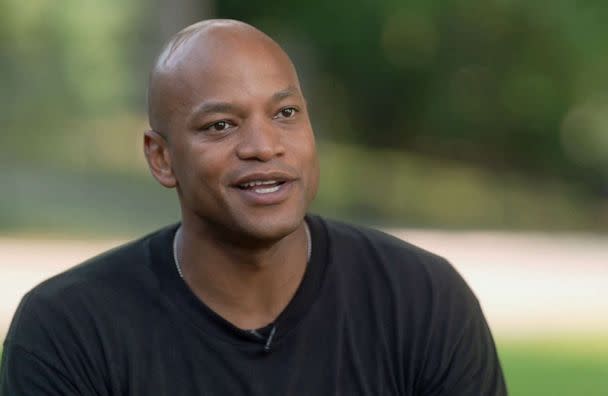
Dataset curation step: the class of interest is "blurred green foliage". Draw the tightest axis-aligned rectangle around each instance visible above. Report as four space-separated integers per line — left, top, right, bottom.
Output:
2 139 603 236
219 0 608 186
314 142 604 230
1 0 607 232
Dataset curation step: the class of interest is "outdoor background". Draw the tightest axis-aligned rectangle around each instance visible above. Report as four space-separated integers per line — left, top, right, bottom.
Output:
1 0 607 394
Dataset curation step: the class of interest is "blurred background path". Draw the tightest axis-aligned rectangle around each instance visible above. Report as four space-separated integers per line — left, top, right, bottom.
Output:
2 230 607 340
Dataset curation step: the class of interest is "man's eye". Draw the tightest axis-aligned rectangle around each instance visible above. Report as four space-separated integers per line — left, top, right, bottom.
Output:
275 107 298 119
204 120 232 132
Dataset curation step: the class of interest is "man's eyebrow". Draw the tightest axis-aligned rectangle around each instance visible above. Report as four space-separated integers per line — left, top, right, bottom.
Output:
191 101 238 117
272 86 301 102
189 86 301 121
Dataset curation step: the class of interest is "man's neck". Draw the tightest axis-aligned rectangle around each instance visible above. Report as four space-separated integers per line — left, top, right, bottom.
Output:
175 221 310 330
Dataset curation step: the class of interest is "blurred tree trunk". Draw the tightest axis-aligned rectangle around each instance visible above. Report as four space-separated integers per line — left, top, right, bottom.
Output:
156 0 215 42
127 0 215 110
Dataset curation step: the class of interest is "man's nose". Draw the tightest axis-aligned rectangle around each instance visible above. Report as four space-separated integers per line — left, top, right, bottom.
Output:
235 117 285 162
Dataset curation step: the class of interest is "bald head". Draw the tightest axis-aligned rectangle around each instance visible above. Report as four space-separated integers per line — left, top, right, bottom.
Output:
147 19 301 136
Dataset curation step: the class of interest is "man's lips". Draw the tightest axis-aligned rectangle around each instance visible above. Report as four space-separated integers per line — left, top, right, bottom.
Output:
230 171 297 205
231 171 297 189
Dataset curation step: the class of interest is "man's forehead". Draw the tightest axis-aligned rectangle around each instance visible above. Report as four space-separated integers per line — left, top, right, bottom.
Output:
148 20 301 133
170 50 301 111
155 20 284 75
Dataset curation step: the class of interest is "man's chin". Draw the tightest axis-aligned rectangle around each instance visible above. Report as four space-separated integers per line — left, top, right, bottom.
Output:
225 196 307 240
236 215 303 243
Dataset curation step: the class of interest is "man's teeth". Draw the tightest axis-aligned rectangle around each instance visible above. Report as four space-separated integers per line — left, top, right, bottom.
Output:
253 185 280 194
238 180 283 193
240 180 279 188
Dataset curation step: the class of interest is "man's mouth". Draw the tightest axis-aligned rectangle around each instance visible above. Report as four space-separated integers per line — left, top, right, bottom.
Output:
237 180 286 194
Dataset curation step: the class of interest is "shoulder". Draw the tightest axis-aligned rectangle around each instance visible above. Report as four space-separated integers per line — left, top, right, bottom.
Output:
32 225 173 299
312 217 506 393
4 224 177 347
320 216 442 260
320 216 463 283
315 215 479 315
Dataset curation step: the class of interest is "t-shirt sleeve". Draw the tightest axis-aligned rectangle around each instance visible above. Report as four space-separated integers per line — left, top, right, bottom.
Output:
416 258 508 395
0 290 109 396
1 343 81 396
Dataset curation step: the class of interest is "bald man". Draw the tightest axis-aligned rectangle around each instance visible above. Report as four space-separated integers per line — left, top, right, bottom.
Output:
0 20 506 395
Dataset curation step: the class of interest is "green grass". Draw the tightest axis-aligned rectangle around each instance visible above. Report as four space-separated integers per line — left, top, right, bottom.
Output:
498 337 608 395
2 338 607 394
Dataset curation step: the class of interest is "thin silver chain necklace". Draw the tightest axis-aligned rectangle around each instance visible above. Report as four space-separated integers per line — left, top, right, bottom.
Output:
172 222 312 279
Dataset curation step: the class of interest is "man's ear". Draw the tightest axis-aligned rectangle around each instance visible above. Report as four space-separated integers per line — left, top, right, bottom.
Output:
143 130 177 188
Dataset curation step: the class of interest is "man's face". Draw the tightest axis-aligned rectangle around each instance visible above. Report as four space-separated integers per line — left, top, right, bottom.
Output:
158 33 319 241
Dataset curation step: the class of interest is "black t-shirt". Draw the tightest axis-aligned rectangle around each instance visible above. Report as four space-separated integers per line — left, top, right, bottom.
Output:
1 215 507 395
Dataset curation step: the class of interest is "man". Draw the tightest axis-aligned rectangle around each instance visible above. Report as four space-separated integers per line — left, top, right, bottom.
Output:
0 20 506 395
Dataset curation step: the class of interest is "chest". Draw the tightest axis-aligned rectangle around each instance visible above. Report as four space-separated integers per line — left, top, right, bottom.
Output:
107 309 414 396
